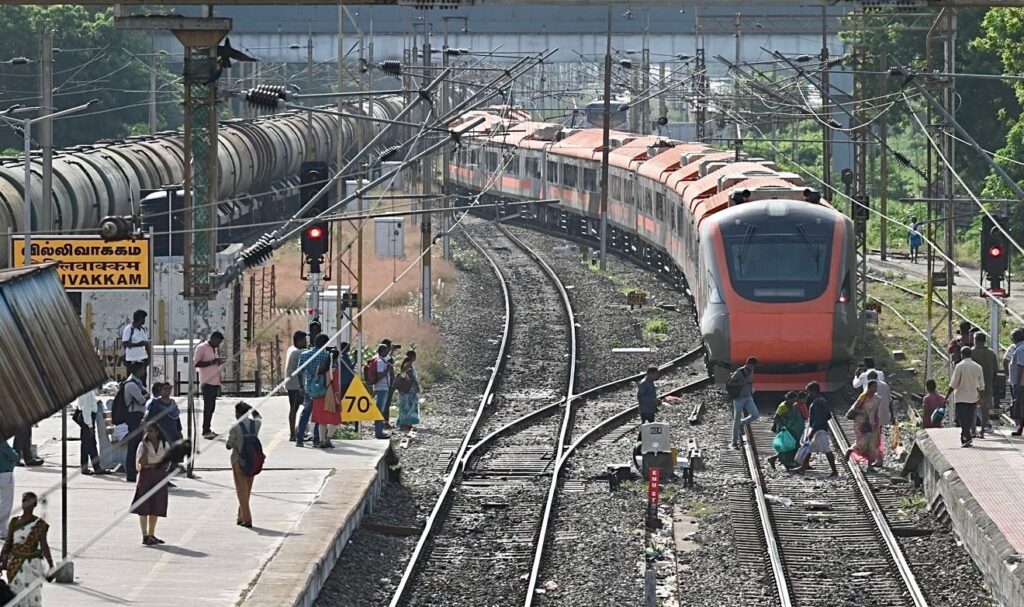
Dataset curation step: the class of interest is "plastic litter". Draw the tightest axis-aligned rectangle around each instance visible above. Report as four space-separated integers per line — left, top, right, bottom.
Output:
543 581 558 591
764 494 793 507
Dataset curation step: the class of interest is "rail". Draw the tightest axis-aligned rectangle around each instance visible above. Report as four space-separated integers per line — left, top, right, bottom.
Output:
741 424 793 607
387 226 514 606
829 418 929 607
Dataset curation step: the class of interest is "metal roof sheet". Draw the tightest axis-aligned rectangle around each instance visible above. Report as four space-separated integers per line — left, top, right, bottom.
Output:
0 263 106 439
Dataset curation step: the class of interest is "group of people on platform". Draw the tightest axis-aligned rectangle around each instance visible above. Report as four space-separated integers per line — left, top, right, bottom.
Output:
285 328 422 444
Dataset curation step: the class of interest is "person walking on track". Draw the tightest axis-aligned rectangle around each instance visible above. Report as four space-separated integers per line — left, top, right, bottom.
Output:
846 380 884 468
795 381 839 477
728 357 759 448
132 424 170 546
768 391 804 470
637 366 660 424
947 347 985 448
194 331 224 439
285 331 307 442
972 333 998 439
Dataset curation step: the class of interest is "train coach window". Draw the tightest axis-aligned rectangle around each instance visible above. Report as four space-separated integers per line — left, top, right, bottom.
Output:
583 168 598 192
525 157 541 179
547 161 559 184
486 152 500 172
655 192 665 221
564 164 579 188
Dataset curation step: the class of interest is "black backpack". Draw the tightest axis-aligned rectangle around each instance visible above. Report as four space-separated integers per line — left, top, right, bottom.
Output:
726 368 747 399
240 420 266 477
111 381 129 425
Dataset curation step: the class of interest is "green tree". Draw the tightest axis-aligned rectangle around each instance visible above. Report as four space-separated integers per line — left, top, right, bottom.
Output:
0 6 181 150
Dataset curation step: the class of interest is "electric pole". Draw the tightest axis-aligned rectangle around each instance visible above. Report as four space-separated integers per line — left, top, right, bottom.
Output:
598 2 612 271
149 35 158 135
421 39 433 321
820 7 832 195
40 30 53 232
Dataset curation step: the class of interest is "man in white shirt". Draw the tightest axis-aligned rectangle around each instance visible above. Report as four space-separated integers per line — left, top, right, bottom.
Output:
285 330 307 442
852 357 885 389
947 347 985 448
122 310 151 375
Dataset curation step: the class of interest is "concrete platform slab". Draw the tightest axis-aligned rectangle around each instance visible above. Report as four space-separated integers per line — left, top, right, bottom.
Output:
907 426 1024 607
14 395 390 606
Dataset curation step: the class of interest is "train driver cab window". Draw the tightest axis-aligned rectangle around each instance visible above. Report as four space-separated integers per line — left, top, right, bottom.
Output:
721 216 833 303
547 160 559 184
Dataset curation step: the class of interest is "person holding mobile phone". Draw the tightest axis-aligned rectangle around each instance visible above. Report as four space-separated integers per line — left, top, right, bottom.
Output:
194 331 225 440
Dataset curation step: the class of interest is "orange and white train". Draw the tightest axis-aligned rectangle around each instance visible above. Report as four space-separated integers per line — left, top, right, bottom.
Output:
449 109 858 391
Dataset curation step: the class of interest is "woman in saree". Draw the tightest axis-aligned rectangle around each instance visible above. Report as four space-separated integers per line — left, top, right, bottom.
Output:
847 379 884 468
0 492 53 606
768 391 805 470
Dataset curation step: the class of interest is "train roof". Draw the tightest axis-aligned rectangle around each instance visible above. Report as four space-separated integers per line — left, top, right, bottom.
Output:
549 128 635 161
693 177 811 228
638 143 715 182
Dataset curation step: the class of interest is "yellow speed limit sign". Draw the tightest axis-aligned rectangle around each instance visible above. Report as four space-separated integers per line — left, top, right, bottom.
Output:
340 377 384 422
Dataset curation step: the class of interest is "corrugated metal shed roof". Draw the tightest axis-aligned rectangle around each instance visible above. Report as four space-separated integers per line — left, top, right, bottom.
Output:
0 263 105 439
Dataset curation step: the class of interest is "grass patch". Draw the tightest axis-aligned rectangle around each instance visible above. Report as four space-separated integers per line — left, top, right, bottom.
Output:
898 493 927 512
643 317 670 343
688 500 718 519
333 427 361 441
451 246 478 273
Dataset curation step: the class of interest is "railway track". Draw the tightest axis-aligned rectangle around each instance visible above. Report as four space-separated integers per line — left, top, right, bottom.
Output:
535 353 713 606
388 222 578 606
738 409 929 607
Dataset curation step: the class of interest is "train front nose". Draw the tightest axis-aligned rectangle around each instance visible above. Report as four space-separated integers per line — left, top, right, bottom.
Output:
728 311 833 363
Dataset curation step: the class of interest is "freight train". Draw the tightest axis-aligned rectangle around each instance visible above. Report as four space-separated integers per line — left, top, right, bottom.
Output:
449 111 858 390
0 96 406 263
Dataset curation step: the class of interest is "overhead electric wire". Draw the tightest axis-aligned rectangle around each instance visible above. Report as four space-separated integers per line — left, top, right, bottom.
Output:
1 57 543 607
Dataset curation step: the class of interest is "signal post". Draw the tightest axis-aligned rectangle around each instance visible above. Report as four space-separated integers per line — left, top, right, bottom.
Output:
300 162 331 335
981 214 1011 352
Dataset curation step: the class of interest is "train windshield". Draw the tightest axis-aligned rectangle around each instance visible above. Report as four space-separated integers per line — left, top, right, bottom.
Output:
722 218 833 303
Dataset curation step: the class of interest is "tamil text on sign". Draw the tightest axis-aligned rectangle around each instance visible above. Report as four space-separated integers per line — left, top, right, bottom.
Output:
11 236 150 290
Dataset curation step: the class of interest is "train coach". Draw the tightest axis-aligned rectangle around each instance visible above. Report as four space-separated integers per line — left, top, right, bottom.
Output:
449 111 857 391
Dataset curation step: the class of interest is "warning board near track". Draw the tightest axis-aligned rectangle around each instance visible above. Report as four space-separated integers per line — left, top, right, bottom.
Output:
11 235 150 290
340 376 384 422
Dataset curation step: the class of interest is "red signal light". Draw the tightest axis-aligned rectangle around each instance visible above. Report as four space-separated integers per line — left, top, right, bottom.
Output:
307 226 324 239
989 245 1004 258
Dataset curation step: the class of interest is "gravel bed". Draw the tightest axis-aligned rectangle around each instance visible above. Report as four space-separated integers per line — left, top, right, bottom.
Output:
315 235 502 607
507 226 698 391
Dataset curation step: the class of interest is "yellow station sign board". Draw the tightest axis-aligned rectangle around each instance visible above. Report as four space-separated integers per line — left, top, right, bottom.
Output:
11 235 151 290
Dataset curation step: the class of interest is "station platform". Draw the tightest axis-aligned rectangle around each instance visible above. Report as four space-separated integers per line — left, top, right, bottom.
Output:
16 395 390 607
906 426 1024 607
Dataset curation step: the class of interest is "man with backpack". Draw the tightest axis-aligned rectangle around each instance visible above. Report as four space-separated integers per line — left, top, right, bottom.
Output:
118 363 149 483
295 334 330 448
727 357 759 448
366 343 393 440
